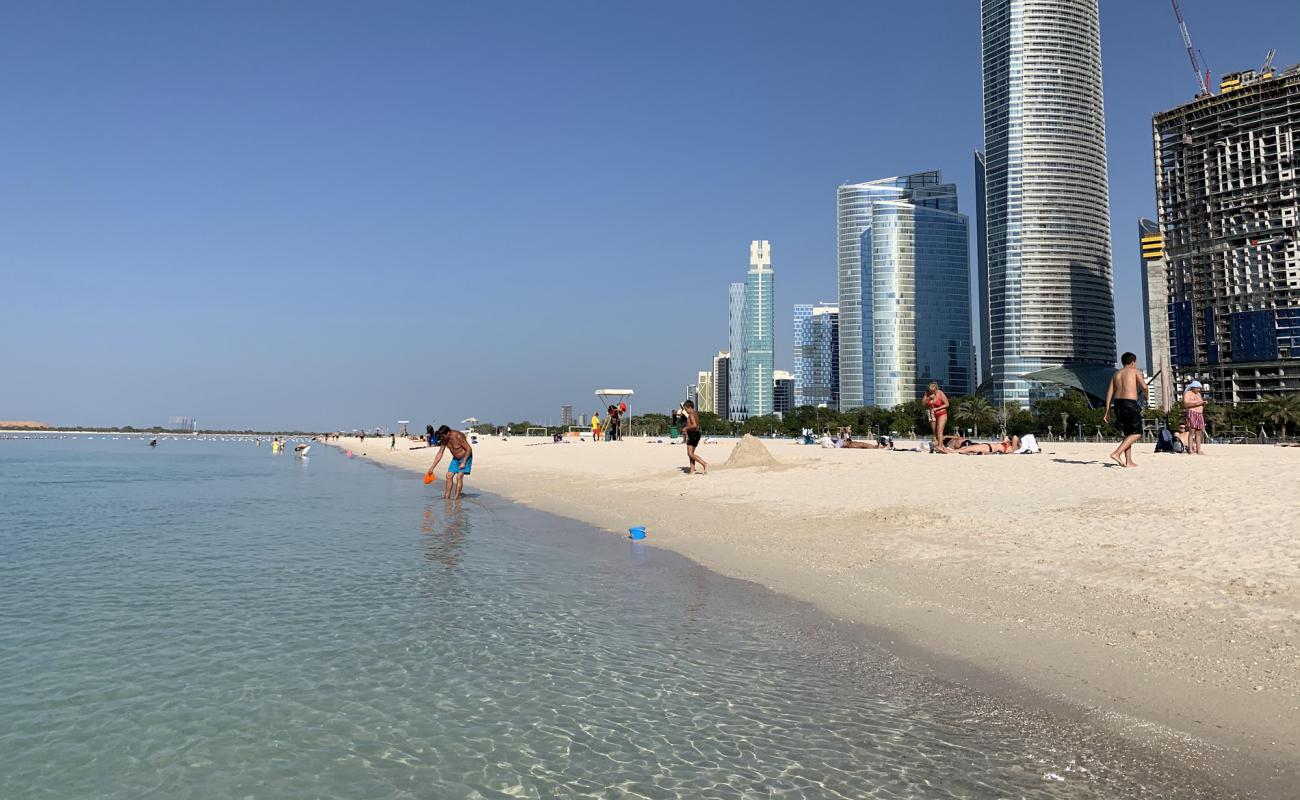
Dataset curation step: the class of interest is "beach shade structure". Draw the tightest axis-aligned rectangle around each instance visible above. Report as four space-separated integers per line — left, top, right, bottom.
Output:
461 417 479 430
1018 365 1116 408
594 389 634 412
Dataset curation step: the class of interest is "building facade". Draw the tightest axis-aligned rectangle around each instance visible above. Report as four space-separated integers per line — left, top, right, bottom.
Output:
695 370 714 416
1153 64 1300 403
1138 219 1171 408
978 0 1116 407
560 405 573 427
793 303 839 408
772 370 794 416
728 282 748 421
712 351 731 419
974 150 990 387
837 172 973 408
744 240 775 417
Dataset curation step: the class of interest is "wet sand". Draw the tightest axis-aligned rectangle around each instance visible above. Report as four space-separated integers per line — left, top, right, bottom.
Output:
333 433 1300 797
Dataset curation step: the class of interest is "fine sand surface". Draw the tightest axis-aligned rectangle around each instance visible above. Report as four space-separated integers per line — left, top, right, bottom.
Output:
333 433 1299 797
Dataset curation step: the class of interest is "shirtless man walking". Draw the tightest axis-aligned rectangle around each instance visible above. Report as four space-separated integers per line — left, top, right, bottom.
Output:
1102 352 1147 468
425 424 474 499
681 400 708 475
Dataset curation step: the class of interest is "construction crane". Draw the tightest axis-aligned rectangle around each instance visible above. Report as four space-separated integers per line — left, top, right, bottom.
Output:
1170 0 1211 96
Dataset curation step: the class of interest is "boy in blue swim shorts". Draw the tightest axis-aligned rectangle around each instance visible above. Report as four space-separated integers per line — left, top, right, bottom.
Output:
426 425 474 499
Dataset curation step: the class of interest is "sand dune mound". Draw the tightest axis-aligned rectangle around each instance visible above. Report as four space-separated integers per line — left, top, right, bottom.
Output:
718 434 780 469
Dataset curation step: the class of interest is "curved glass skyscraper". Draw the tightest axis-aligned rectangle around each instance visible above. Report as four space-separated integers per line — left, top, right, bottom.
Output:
838 173 972 408
978 0 1116 407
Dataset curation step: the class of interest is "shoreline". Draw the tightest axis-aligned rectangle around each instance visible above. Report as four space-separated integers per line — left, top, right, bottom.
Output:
332 434 1299 798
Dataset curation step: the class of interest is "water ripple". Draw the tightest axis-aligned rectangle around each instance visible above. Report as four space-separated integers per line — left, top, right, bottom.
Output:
0 439 1233 799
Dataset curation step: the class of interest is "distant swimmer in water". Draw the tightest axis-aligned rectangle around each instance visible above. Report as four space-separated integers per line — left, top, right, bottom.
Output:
149 438 157 447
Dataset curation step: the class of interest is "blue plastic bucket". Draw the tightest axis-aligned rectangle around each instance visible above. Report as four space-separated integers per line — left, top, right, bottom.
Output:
628 526 646 540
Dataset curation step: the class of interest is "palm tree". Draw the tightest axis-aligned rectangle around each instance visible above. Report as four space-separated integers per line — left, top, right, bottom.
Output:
1261 394 1300 439
955 396 996 438
995 402 1020 435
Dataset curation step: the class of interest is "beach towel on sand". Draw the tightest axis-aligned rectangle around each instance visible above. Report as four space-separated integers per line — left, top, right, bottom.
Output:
1015 434 1041 454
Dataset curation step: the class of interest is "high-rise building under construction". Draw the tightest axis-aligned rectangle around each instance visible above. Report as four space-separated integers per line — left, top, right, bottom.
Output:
1138 219 1171 409
1152 63 1300 403
978 0 1116 407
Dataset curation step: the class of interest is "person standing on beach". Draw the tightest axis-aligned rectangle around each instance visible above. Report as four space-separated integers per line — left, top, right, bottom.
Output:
923 383 950 452
390 433 396 450
606 405 620 441
426 425 473 499
682 400 707 475
1183 380 1208 454
1102 352 1147 468
591 411 601 443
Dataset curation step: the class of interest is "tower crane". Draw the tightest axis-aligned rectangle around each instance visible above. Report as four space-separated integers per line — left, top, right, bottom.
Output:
1170 0 1211 96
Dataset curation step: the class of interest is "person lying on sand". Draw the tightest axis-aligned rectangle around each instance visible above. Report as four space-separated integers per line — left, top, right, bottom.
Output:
950 435 1021 455
840 434 892 449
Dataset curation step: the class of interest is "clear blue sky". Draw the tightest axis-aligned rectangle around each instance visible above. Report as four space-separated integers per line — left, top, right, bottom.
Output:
4 0 1296 430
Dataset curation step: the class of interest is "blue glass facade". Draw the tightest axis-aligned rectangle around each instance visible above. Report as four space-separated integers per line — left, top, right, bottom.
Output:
793 304 839 409
974 151 990 387
838 172 972 408
728 282 747 421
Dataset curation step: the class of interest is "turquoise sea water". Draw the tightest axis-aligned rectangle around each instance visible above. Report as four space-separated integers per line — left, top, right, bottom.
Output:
0 438 1232 799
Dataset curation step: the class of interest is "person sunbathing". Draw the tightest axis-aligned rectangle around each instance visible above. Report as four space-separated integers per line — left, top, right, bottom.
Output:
840 432 893 450
951 435 1020 455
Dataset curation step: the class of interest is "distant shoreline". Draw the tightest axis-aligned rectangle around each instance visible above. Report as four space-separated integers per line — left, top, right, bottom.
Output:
0 428 316 437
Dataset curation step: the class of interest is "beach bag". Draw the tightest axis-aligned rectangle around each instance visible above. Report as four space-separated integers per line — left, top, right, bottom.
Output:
1014 433 1041 454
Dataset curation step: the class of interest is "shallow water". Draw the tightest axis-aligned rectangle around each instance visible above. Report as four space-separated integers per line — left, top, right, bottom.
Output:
0 438 1232 798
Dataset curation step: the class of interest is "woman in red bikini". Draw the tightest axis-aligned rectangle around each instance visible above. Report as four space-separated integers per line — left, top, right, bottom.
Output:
923 382 950 452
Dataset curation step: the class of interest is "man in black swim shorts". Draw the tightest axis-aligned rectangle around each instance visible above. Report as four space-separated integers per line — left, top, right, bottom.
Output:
1102 352 1148 468
681 400 708 475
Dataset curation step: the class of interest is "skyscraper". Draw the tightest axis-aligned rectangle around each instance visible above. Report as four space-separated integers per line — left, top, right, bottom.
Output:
712 351 731 419
793 303 839 408
728 283 748 421
745 240 775 417
772 370 794 415
978 0 1116 407
1153 64 1300 402
837 173 973 408
1138 219 1170 408
696 370 714 416
974 150 990 387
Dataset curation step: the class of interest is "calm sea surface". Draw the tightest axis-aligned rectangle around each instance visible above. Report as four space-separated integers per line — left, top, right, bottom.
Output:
0 437 1231 799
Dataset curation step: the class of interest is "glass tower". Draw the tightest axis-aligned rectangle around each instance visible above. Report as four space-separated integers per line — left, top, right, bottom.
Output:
979 0 1116 407
728 282 748 421
793 303 839 408
711 351 731 418
745 240 775 418
772 370 794 415
838 172 972 408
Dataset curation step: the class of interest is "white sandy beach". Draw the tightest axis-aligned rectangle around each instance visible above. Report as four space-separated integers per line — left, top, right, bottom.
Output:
334 432 1300 794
